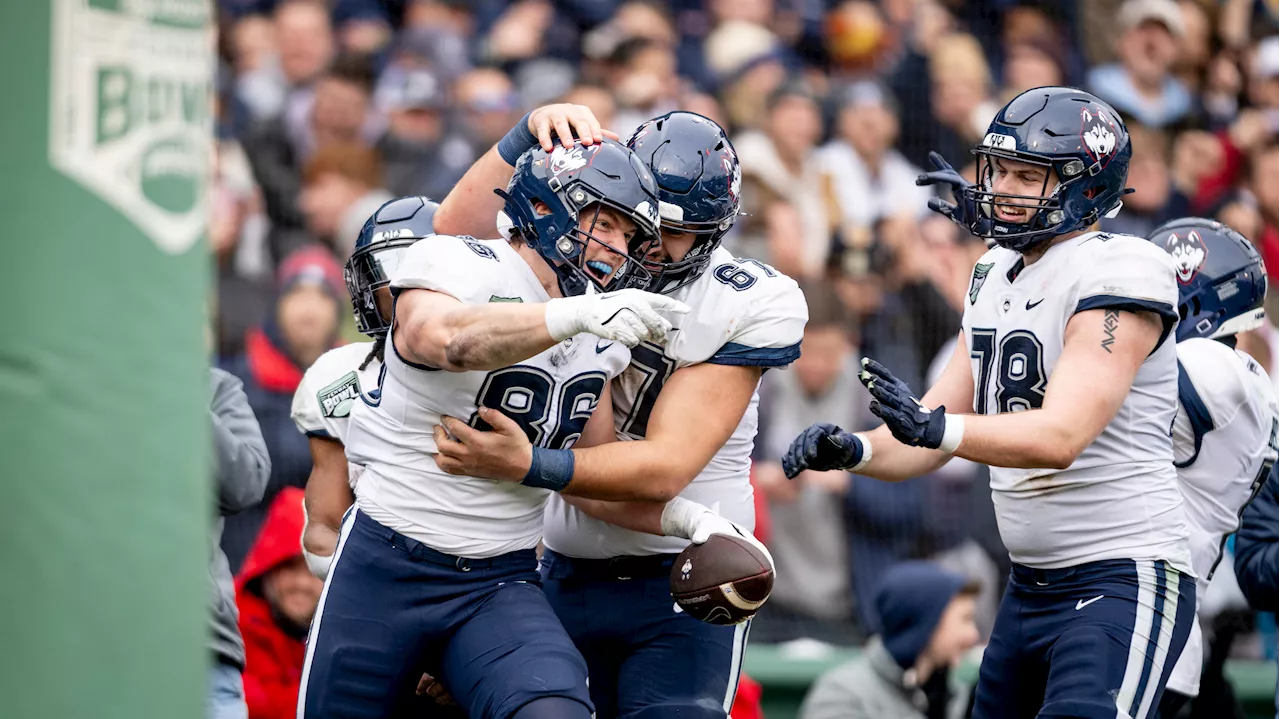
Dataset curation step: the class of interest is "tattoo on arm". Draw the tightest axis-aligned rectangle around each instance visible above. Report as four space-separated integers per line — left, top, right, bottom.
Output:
1101 309 1119 353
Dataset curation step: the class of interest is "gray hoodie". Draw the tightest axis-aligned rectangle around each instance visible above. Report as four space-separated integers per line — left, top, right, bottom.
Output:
210 368 271 669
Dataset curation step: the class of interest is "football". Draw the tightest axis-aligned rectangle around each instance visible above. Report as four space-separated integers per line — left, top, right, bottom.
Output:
670 533 775 625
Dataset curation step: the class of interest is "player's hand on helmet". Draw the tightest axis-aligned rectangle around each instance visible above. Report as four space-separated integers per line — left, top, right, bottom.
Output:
781 423 865 479
545 289 691 348
859 358 948 450
915 151 986 232
528 103 621 151
433 408 533 483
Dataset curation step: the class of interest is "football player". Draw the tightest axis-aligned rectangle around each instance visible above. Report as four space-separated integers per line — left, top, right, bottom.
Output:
1143 218 1277 718
298 138 687 719
431 110 805 718
290 196 437 579
784 87 1195 719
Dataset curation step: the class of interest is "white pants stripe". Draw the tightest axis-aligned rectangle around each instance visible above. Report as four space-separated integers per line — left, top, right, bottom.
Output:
1114 561 1180 719
722 620 751 713
295 508 358 719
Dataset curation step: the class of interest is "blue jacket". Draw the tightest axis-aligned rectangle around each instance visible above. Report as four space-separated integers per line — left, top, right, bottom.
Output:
1234 468 1277 613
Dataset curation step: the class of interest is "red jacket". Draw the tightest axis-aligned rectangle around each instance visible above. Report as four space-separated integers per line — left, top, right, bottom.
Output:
732 673 765 719
235 487 309 719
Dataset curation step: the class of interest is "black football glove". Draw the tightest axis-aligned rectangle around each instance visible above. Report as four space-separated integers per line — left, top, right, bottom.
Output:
782 423 866 479
859 358 948 450
915 151 991 235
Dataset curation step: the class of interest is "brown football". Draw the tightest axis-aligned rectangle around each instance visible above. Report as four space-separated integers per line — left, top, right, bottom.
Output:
670 533 774 626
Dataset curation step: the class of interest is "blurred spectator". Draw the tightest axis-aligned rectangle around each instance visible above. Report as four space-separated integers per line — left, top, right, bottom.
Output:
1100 123 1191 237
730 674 765 719
1234 469 1278 614
299 142 391 259
220 247 347 573
999 33 1067 101
817 81 931 243
735 82 832 278
1251 141 1279 278
374 66 471 201
610 38 682 134
236 487 323 719
896 32 997 169
245 53 377 257
214 140 274 360
799 562 980 719
454 67 522 152
753 280 868 644
333 3 393 57
1087 0 1193 128
705 22 786 131
209 367 271 719
236 0 336 123
562 84 619 132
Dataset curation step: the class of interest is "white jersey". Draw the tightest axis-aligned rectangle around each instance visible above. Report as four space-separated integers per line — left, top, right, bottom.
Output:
1165 338 1278 696
290 342 382 489
345 236 631 558
543 248 808 557
961 232 1192 570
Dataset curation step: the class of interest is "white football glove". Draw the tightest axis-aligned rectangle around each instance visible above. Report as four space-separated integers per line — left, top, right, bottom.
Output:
544 289 690 348
660 497 775 575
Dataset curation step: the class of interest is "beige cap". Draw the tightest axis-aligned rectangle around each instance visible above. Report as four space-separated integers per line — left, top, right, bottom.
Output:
1118 0 1186 38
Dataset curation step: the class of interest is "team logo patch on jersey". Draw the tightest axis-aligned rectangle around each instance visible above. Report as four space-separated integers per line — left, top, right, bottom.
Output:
1080 107 1118 165
1166 230 1208 284
318 372 361 418
969 262 994 304
489 295 523 303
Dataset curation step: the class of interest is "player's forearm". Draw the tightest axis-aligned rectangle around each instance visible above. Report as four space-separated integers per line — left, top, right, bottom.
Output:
432 144 514 239
952 410 1082 470
563 441 694 502
408 303 557 371
860 424 953 481
562 495 666 535
302 521 341 557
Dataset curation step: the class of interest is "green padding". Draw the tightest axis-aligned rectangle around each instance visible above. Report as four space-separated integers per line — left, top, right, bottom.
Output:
0 2 212 718
744 645 1278 719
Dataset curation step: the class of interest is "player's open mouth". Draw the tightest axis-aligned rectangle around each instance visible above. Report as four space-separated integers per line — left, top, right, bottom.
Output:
585 259 615 282
996 205 1030 222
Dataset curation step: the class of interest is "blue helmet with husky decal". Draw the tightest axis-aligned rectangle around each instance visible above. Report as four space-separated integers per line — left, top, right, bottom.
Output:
1146 217 1267 342
347 196 439 337
497 138 662 297
627 111 742 294
965 86 1132 252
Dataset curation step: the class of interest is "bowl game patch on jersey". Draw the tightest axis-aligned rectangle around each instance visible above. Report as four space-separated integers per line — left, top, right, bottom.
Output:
318 372 362 419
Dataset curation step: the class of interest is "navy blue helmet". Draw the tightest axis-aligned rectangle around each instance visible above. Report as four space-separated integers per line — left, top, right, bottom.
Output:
967 86 1133 252
1146 217 1267 342
498 138 662 297
347 196 439 336
627 111 742 294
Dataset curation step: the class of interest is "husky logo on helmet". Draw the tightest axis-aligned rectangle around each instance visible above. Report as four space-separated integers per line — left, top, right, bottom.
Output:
1166 230 1208 284
549 145 591 176
1080 108 1117 164
724 154 742 204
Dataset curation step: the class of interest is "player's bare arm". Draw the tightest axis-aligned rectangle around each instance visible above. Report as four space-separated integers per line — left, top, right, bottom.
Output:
950 307 1163 469
395 286 684 372
783 330 975 481
433 104 616 238
302 436 353 561
435 362 761 502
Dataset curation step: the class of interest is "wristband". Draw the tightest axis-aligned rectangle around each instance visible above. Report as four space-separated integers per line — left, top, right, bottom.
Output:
939 414 965 454
303 547 333 580
848 433 872 471
497 111 538 166
521 447 575 491
543 297 580 342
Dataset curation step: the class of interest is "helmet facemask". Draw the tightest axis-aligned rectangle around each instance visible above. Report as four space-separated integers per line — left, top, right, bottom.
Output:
345 238 417 337
555 198 661 293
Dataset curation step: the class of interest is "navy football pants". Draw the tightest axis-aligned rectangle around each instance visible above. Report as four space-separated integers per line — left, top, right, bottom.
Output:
973 559 1195 719
540 549 749 719
298 511 592 719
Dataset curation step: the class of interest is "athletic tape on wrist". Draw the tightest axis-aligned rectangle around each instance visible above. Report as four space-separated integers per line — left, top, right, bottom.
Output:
939 414 965 454
521 447 575 492
497 111 538 166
